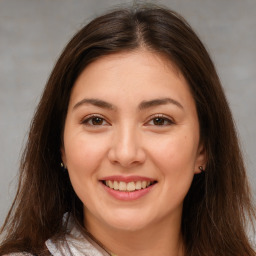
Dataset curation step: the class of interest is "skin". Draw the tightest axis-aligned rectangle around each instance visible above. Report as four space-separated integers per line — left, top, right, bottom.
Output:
62 50 206 256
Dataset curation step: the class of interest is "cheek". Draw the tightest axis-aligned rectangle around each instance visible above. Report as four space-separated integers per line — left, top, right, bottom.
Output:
147 131 198 201
150 134 197 207
150 134 197 170
64 133 110 204
64 132 109 176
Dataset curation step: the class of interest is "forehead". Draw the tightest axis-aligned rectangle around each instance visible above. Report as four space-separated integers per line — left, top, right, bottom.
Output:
76 50 182 83
69 50 194 110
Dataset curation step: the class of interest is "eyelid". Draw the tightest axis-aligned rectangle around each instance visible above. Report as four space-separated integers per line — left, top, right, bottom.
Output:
144 114 175 126
81 114 110 126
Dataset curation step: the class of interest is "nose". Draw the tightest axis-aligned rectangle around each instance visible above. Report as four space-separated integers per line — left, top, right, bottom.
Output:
108 125 146 168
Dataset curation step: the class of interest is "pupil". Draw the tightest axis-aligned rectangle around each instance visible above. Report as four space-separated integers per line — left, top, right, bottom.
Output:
154 118 164 125
92 117 103 125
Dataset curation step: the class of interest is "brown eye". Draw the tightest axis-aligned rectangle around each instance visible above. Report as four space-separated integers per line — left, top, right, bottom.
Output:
153 117 165 125
145 115 174 126
152 117 172 126
82 115 109 126
91 117 104 125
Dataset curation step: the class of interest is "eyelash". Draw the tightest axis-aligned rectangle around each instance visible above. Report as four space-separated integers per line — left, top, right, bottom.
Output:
81 114 109 126
145 114 174 126
81 114 174 127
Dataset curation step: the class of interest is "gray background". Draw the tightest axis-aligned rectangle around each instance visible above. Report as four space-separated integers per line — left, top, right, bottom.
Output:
0 0 255 226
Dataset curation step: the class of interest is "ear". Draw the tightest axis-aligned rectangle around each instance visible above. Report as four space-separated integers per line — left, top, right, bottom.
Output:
194 142 207 174
60 146 67 167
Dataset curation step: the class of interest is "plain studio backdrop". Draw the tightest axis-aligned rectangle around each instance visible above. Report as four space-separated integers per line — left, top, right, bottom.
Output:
0 0 255 231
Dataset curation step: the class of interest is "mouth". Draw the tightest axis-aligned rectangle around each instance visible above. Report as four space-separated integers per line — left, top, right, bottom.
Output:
101 180 157 192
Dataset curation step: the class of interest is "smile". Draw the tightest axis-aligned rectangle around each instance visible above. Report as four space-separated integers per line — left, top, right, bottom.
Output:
103 180 155 192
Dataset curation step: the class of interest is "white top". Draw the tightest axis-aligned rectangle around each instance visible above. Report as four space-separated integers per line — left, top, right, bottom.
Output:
6 215 110 256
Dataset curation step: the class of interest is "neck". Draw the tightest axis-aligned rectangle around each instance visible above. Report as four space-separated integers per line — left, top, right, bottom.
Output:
84 213 184 256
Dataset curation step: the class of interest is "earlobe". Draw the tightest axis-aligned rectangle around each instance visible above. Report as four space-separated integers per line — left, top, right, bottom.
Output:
194 143 207 174
60 147 67 167
199 166 205 172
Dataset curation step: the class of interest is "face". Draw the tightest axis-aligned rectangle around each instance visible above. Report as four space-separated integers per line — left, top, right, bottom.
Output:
62 50 205 234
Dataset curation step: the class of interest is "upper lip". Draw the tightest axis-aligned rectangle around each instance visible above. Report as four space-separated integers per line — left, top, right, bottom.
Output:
100 175 156 183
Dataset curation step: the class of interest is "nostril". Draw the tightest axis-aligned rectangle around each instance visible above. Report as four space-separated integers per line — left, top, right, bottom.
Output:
107 141 146 168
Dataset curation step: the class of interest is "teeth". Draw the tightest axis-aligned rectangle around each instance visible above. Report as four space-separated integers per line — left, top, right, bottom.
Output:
109 180 114 189
141 181 147 189
104 180 154 191
127 182 136 191
113 181 119 190
135 181 142 190
119 181 126 191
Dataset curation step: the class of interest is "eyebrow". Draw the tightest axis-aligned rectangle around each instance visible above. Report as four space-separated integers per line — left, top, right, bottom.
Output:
72 97 183 111
73 98 115 110
138 98 183 110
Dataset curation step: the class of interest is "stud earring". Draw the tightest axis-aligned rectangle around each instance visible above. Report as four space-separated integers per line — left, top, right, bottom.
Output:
199 166 205 172
60 162 67 170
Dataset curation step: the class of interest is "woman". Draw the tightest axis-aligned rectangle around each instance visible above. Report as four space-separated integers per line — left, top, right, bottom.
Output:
0 4 255 256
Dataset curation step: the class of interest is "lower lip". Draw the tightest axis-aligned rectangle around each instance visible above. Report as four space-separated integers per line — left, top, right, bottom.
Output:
101 182 156 201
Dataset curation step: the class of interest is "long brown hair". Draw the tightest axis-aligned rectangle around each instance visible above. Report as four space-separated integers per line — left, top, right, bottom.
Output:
1 4 255 256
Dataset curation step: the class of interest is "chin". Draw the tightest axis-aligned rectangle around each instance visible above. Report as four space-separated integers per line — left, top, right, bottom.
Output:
102 210 153 232
109 220 148 232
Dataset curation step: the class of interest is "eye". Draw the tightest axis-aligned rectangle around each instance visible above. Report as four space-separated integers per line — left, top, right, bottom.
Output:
82 115 109 126
146 115 174 126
